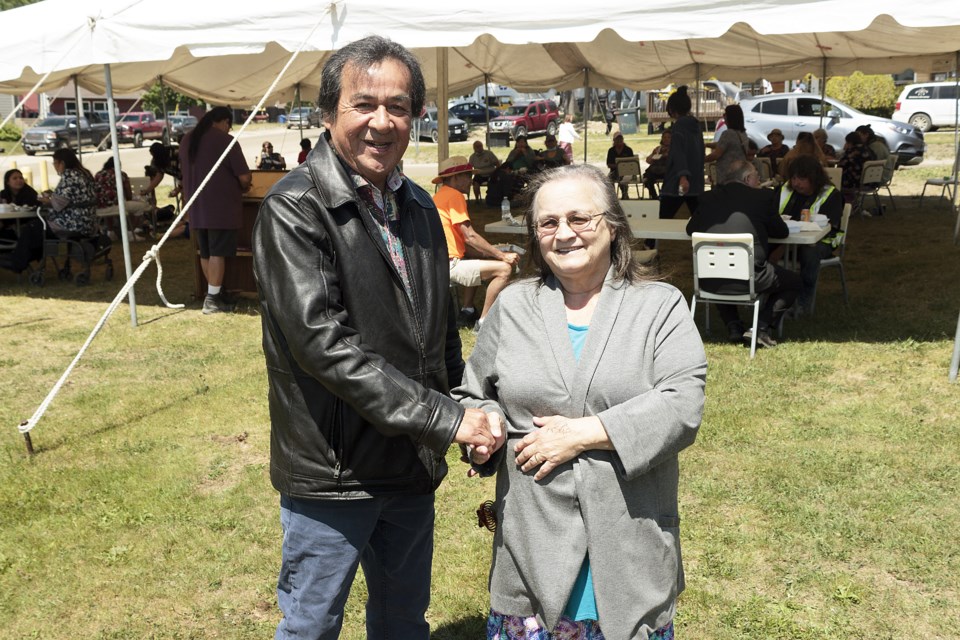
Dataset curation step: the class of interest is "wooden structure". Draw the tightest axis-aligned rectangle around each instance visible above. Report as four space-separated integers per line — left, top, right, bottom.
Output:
646 87 729 130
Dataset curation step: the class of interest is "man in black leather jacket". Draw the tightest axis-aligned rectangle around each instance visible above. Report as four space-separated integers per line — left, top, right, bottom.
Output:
252 36 502 639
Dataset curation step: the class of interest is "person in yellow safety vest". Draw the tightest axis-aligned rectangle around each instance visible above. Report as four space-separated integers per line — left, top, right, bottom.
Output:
777 155 844 313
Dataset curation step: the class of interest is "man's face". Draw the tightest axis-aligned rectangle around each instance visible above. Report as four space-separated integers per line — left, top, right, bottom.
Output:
790 175 814 196
324 58 413 190
473 141 483 154
452 172 472 195
613 136 624 150
661 133 671 147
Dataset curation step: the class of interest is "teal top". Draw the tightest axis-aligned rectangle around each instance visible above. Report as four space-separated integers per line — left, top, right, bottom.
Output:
563 322 598 621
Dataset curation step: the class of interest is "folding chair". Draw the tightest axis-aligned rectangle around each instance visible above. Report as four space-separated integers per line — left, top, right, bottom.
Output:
825 166 843 189
704 161 718 188
809 203 852 314
689 232 761 358
753 157 773 183
855 160 886 216
879 155 898 211
921 176 958 205
614 156 644 199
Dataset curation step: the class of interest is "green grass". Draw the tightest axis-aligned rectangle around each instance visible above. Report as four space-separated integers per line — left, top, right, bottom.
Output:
1 141 960 638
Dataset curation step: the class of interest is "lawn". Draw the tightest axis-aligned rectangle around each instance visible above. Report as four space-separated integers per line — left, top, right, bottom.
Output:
1 138 959 639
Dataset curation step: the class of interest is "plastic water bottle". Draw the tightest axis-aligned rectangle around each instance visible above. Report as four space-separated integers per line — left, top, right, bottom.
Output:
501 197 511 223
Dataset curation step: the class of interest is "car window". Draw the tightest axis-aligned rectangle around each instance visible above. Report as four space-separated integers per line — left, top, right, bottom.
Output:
759 99 788 115
939 85 958 100
504 105 526 116
797 98 828 117
907 86 934 100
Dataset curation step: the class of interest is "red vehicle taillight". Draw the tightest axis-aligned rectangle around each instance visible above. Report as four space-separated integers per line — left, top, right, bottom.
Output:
894 101 901 112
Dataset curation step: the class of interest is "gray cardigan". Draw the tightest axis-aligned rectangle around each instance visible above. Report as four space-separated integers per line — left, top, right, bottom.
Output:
454 273 707 640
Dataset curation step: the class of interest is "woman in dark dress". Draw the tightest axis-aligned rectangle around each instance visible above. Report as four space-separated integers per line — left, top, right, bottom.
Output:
659 86 704 219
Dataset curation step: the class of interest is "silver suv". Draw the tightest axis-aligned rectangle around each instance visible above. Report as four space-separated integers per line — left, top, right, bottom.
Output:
734 92 925 166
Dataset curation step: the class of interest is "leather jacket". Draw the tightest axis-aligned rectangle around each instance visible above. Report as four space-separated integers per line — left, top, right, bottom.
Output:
252 133 465 499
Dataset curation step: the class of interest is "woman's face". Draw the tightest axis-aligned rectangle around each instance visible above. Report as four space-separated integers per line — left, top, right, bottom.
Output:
6 171 24 191
534 176 613 287
53 159 65 175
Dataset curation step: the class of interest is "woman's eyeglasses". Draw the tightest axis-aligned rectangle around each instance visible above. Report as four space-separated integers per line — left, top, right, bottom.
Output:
535 212 604 235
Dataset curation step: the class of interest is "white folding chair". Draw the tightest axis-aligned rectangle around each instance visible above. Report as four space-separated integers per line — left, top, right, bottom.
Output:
615 156 644 199
809 203 852 314
855 160 886 216
824 166 843 189
879 155 898 211
689 232 761 358
753 157 773 183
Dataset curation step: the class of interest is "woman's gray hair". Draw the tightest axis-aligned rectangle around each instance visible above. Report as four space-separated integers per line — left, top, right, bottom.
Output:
318 36 425 122
521 164 649 284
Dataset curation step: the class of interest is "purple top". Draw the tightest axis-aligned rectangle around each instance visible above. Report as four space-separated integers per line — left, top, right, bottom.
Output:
179 127 250 229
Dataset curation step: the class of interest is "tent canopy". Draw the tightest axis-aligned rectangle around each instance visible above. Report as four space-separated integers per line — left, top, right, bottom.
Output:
1 0 959 106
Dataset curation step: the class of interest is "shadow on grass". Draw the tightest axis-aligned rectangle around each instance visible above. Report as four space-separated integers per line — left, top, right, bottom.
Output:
27 385 212 457
432 613 486 639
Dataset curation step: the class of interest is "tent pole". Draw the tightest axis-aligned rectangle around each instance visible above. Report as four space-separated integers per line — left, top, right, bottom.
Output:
104 64 138 327
73 74 82 161
296 83 303 137
695 62 701 121
437 47 449 161
819 57 828 129
951 52 960 244
159 75 169 143
582 69 588 164
484 74 490 147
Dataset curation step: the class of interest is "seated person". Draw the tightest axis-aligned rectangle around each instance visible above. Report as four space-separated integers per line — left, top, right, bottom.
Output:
856 124 893 183
505 135 538 174
686 160 800 348
605 132 635 199
813 128 838 164
778 131 827 180
643 130 671 198
777 155 844 312
95 157 150 239
758 128 790 173
536 134 568 170
255 141 286 170
469 140 501 201
297 138 312 164
837 131 870 204
432 156 519 329
143 143 187 238
1 148 100 273
1 169 39 243
483 164 523 207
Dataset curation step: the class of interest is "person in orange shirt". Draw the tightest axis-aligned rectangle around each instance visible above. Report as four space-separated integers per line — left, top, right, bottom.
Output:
433 156 520 329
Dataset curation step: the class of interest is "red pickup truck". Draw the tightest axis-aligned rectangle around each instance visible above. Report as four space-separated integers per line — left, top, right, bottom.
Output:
116 112 168 147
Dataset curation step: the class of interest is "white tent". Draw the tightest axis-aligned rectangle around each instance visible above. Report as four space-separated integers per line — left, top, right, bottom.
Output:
2 0 960 103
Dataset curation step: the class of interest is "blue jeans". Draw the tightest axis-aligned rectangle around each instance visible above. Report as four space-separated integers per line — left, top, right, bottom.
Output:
275 493 435 640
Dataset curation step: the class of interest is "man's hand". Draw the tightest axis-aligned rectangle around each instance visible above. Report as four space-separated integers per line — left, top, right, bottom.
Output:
454 408 502 459
464 413 507 476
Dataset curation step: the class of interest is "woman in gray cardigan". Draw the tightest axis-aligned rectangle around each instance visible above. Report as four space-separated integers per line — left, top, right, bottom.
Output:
455 164 707 640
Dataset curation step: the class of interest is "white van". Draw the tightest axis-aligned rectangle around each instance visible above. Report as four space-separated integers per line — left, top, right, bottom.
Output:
892 82 959 132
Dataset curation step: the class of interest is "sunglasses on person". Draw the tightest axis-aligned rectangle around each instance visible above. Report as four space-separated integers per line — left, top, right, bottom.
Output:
534 212 604 235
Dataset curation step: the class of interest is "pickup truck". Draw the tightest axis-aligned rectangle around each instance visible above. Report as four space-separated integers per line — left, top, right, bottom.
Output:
22 113 111 156
115 111 169 147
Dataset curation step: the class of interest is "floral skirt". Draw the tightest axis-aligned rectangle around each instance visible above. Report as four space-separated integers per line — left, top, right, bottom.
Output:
486 610 675 640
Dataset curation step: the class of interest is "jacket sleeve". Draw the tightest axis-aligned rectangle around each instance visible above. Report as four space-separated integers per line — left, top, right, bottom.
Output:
252 190 464 456
451 297 510 476
596 289 707 480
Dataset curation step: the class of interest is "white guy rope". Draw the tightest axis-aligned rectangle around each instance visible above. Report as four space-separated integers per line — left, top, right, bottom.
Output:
17 7 334 437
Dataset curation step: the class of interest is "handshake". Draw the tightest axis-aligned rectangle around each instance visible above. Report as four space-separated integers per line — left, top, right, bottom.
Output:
454 408 507 469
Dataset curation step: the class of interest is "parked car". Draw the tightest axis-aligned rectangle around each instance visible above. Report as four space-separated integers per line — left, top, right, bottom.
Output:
286 106 322 129
22 113 111 155
892 82 960 133
168 115 198 142
488 99 560 139
448 101 499 124
725 92 925 166
116 111 168 147
410 108 468 143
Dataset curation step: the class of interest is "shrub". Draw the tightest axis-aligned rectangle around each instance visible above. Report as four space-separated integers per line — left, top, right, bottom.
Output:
0 121 22 142
826 72 899 118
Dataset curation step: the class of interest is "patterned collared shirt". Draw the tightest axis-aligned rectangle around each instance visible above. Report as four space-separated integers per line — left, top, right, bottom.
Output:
347 166 413 296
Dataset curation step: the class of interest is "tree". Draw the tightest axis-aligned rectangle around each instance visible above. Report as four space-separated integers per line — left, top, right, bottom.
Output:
141 81 203 117
0 0 40 10
826 72 899 118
